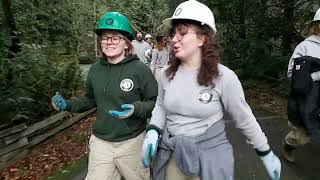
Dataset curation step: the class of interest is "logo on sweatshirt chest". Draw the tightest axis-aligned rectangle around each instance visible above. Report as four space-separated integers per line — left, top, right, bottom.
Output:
120 79 134 92
198 88 220 104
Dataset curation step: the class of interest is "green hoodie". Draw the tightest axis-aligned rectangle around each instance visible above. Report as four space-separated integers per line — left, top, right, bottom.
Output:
65 55 158 142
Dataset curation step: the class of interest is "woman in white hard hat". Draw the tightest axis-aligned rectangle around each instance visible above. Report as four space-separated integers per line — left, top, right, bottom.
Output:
282 8 320 163
141 0 281 180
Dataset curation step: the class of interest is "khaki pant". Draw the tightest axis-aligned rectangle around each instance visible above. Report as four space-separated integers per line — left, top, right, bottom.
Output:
165 155 200 180
285 121 311 147
85 133 150 180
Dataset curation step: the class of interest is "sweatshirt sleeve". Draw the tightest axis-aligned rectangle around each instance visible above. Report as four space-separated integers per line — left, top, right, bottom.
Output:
148 70 167 130
132 67 158 119
65 69 96 113
150 49 157 72
221 72 270 151
287 42 305 78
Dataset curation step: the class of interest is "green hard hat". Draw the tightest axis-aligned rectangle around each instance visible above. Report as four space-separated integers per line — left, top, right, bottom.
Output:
96 12 134 40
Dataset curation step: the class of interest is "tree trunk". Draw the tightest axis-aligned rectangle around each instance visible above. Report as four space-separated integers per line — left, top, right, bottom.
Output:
238 1 246 39
281 0 295 54
1 0 21 58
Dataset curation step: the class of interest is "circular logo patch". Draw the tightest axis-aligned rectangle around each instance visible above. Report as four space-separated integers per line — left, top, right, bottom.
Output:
198 91 212 103
120 79 134 92
105 18 114 25
174 8 182 16
198 88 219 104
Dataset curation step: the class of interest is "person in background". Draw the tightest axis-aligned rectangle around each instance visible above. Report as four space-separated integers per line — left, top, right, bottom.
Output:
145 34 154 47
141 1 281 180
144 34 154 63
150 35 170 81
283 7 320 163
132 31 153 66
51 12 157 180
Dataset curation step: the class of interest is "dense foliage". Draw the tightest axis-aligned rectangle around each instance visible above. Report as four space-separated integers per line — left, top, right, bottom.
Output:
1 0 319 127
201 0 319 84
0 0 89 126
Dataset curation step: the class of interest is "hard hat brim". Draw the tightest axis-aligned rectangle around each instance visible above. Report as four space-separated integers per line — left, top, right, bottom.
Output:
162 17 195 33
95 29 133 41
162 17 217 34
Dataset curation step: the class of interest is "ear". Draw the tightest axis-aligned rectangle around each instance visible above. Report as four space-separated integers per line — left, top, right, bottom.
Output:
197 34 206 47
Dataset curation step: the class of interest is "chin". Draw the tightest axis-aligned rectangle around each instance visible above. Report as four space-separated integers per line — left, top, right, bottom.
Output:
174 53 183 59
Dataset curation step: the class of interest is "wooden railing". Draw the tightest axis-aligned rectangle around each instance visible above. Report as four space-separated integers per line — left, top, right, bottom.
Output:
0 108 96 169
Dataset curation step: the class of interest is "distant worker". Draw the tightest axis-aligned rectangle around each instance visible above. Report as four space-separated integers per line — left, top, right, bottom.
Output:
132 32 152 65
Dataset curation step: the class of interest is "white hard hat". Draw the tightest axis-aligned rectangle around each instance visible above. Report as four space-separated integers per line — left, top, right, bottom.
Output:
162 0 216 34
145 34 152 39
313 8 320 22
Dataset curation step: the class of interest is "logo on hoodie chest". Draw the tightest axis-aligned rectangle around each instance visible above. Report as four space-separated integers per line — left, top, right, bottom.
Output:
120 79 134 92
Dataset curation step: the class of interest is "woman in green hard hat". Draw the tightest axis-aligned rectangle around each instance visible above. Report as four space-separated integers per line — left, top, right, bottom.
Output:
51 12 157 180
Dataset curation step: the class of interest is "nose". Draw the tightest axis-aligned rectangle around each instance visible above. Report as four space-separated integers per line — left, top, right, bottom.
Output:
106 37 113 44
171 34 179 44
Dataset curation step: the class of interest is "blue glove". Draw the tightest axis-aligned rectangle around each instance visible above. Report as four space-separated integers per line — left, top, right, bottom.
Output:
109 104 134 118
141 129 159 168
51 92 66 112
260 151 281 180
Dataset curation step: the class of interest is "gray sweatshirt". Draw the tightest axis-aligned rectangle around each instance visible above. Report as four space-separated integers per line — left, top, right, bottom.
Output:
150 48 170 70
287 35 320 78
132 40 152 65
150 64 270 151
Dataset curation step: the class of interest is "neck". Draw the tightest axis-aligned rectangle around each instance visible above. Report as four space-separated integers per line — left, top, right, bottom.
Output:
180 50 202 70
107 53 126 64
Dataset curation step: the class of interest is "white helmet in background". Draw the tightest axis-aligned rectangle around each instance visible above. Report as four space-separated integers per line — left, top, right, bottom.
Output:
313 8 320 22
145 34 152 39
162 0 216 34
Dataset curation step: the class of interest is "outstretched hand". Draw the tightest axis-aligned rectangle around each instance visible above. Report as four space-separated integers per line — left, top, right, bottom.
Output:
51 92 66 112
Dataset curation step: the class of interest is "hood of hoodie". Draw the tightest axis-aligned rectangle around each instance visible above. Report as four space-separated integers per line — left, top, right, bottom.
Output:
99 54 139 66
305 35 320 45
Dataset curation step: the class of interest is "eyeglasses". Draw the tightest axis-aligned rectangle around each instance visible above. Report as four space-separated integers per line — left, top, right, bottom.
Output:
100 36 125 45
170 24 198 41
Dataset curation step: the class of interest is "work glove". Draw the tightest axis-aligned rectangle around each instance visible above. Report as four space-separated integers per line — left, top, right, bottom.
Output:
141 129 159 168
109 104 134 118
260 151 281 180
51 92 67 112
311 71 320 81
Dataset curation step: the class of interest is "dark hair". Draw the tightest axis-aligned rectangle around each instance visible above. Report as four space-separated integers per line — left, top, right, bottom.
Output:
166 19 222 87
310 21 320 36
155 35 166 51
156 35 164 42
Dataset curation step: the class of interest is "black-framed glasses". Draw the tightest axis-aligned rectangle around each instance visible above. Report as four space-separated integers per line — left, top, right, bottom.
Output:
100 36 125 45
170 24 198 41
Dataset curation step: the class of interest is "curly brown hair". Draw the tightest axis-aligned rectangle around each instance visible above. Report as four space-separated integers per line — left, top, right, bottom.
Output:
166 19 222 87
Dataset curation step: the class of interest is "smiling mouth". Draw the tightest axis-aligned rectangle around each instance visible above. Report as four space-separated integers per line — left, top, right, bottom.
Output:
105 47 116 50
